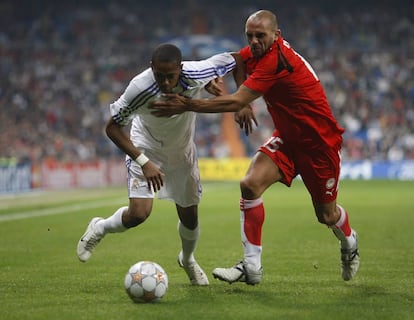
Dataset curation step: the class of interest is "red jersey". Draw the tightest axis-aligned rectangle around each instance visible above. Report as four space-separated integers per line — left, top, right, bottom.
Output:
240 36 345 149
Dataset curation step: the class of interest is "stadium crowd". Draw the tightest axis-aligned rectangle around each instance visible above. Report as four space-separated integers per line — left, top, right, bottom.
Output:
1 0 413 163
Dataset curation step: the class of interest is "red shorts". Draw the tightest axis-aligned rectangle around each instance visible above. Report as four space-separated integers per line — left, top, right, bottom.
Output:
259 130 341 203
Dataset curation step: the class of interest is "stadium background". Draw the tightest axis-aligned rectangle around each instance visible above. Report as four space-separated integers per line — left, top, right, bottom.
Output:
1 0 414 192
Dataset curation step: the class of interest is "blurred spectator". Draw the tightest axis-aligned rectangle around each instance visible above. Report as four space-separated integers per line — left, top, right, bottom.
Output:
1 0 413 163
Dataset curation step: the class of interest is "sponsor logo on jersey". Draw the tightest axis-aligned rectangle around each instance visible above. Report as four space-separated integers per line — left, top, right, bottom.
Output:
326 178 336 189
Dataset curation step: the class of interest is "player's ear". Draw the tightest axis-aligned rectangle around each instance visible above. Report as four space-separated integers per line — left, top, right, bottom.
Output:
275 29 281 38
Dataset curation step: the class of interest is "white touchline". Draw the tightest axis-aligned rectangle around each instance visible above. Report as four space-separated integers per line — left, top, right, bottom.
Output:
0 198 125 223
0 182 227 223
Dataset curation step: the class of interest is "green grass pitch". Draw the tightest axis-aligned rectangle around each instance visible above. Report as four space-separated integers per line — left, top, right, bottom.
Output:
0 180 413 320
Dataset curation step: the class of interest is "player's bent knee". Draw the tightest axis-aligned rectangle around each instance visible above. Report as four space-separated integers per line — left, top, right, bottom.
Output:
314 201 338 226
240 178 257 199
316 212 337 226
124 210 150 228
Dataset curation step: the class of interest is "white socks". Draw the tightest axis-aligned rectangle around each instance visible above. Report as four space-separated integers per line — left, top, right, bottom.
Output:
178 221 199 264
96 206 128 236
94 209 200 264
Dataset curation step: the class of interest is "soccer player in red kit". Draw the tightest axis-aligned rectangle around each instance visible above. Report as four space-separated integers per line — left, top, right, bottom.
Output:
151 9 360 284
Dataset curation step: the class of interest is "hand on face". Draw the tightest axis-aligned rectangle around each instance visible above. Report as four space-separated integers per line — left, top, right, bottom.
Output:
150 93 190 117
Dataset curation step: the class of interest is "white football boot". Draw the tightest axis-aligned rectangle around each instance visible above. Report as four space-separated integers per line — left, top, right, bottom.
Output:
77 217 104 262
212 260 263 285
341 230 360 281
177 252 209 286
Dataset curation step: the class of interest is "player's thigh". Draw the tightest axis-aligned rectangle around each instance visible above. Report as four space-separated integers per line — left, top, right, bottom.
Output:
242 151 283 196
298 148 341 204
127 158 156 197
161 163 201 208
126 159 155 219
257 130 296 186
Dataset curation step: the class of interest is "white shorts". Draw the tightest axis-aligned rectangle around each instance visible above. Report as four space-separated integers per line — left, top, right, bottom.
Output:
126 149 202 208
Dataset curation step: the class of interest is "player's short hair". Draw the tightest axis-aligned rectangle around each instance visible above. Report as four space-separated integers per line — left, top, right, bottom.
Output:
151 44 182 64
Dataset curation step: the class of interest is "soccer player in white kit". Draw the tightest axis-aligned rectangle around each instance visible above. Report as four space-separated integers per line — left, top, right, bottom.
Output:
76 43 245 285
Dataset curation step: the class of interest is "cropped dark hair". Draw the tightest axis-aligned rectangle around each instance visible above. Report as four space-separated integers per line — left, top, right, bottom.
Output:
151 43 182 64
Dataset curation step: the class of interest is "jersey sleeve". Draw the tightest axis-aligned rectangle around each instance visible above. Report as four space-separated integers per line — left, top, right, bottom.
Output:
239 45 280 93
109 70 154 126
181 53 236 86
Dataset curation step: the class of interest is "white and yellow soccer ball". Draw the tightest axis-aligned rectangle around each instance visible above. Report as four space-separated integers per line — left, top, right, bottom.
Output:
124 261 168 303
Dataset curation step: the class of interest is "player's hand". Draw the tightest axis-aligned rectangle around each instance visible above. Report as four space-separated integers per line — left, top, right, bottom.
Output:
234 105 258 136
204 77 225 96
150 93 189 117
141 161 165 192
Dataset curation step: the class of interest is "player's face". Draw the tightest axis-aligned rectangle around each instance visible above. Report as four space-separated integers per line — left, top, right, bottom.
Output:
151 61 182 93
245 18 277 58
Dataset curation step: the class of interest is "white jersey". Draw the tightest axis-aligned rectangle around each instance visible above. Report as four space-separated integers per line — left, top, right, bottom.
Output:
109 52 236 206
110 52 236 154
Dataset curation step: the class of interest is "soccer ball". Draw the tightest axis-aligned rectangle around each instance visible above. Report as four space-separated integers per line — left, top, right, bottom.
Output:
124 261 168 303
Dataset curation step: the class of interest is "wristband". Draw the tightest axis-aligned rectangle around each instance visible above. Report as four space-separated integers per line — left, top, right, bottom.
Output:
135 153 149 167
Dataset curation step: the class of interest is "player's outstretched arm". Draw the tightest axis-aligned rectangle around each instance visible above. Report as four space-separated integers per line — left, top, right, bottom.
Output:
151 85 261 117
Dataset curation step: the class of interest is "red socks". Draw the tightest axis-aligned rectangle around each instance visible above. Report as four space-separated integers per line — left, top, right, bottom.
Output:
240 198 265 245
335 204 352 237
240 197 264 268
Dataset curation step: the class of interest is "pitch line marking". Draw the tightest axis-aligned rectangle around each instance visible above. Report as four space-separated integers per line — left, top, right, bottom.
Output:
0 198 125 223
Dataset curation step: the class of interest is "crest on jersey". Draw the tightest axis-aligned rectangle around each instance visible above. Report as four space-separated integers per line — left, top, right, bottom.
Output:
215 66 227 76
